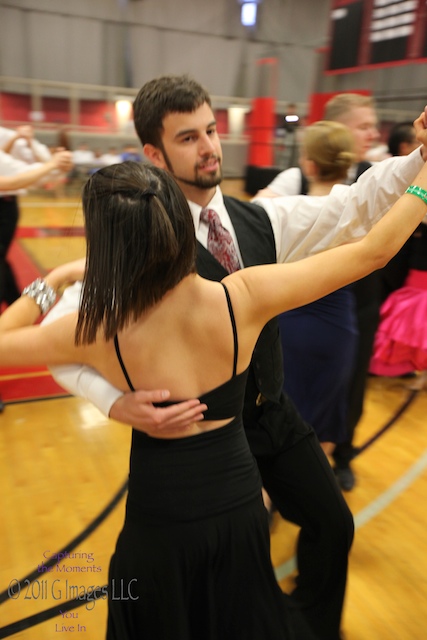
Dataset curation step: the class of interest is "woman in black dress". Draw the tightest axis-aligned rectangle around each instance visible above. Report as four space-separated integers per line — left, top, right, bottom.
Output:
1 111 427 637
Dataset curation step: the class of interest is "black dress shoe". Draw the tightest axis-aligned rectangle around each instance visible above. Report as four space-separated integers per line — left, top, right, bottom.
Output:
334 465 355 492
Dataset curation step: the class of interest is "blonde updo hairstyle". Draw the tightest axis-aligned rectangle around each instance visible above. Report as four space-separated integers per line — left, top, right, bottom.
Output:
302 120 355 182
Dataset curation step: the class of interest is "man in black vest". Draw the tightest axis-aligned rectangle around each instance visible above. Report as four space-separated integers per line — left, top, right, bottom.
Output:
130 80 355 640
48 77 393 640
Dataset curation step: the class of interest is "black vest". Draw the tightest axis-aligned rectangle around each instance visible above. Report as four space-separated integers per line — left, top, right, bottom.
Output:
196 196 284 405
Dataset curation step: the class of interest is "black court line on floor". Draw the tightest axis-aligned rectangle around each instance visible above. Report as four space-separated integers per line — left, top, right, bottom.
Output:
354 387 420 457
0 386 420 637
0 479 128 637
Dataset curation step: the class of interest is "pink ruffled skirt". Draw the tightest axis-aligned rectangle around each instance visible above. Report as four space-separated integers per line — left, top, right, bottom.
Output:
370 270 427 376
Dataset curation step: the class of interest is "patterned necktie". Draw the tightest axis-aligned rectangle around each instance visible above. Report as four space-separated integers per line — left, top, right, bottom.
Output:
200 208 240 273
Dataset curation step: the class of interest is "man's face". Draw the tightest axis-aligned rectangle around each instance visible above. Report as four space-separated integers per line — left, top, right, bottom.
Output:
338 106 380 162
149 102 223 198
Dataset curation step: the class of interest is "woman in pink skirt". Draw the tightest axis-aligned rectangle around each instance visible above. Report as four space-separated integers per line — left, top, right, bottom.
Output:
370 220 427 376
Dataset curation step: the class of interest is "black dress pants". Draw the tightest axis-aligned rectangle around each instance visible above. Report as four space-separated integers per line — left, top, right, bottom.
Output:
245 392 354 640
0 196 20 306
333 274 382 467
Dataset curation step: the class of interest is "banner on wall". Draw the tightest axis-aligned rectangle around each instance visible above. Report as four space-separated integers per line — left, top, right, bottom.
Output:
327 0 427 73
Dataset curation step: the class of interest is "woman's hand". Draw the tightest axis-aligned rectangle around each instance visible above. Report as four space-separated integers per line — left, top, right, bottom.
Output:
45 258 86 291
414 108 427 160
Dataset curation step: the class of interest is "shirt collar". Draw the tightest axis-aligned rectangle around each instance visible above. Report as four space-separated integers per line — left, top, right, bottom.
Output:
188 186 225 228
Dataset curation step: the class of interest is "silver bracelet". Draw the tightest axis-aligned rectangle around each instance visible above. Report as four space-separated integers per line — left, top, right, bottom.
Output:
21 278 57 314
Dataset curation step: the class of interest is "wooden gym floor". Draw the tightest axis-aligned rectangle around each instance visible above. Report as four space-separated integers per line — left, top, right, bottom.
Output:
0 183 427 639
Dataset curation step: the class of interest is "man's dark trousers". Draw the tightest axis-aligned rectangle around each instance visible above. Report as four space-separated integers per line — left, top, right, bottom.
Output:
196 196 354 640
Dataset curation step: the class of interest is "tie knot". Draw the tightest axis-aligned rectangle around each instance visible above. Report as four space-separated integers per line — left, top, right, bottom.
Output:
200 208 240 274
200 207 219 224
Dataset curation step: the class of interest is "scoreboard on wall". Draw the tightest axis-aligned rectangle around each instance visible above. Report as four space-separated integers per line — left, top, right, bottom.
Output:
327 0 427 72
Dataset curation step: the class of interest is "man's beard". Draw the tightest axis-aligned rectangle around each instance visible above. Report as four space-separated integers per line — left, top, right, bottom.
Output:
162 148 223 190
177 168 223 189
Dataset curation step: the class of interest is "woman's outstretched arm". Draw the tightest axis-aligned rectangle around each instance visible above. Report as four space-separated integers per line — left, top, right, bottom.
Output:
229 110 427 341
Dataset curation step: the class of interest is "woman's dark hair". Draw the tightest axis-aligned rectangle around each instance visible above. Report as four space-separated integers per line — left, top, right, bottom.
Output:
75 161 197 345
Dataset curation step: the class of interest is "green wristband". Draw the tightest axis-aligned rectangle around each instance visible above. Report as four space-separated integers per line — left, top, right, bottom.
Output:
405 185 427 206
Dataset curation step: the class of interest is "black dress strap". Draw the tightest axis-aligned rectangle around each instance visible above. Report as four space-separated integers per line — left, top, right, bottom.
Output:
114 334 135 391
113 283 239 393
220 282 238 377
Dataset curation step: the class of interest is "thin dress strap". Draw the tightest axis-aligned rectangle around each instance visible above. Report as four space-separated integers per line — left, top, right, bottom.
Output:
114 334 135 391
113 282 239 392
220 282 238 377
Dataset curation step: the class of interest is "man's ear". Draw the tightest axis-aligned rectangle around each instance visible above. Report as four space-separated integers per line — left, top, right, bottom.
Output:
143 144 167 169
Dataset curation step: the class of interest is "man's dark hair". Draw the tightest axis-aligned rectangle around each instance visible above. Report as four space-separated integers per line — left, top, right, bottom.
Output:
387 121 416 156
75 161 197 345
133 75 211 149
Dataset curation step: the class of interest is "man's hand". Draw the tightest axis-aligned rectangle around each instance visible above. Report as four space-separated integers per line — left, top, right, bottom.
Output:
109 390 208 436
52 149 73 173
